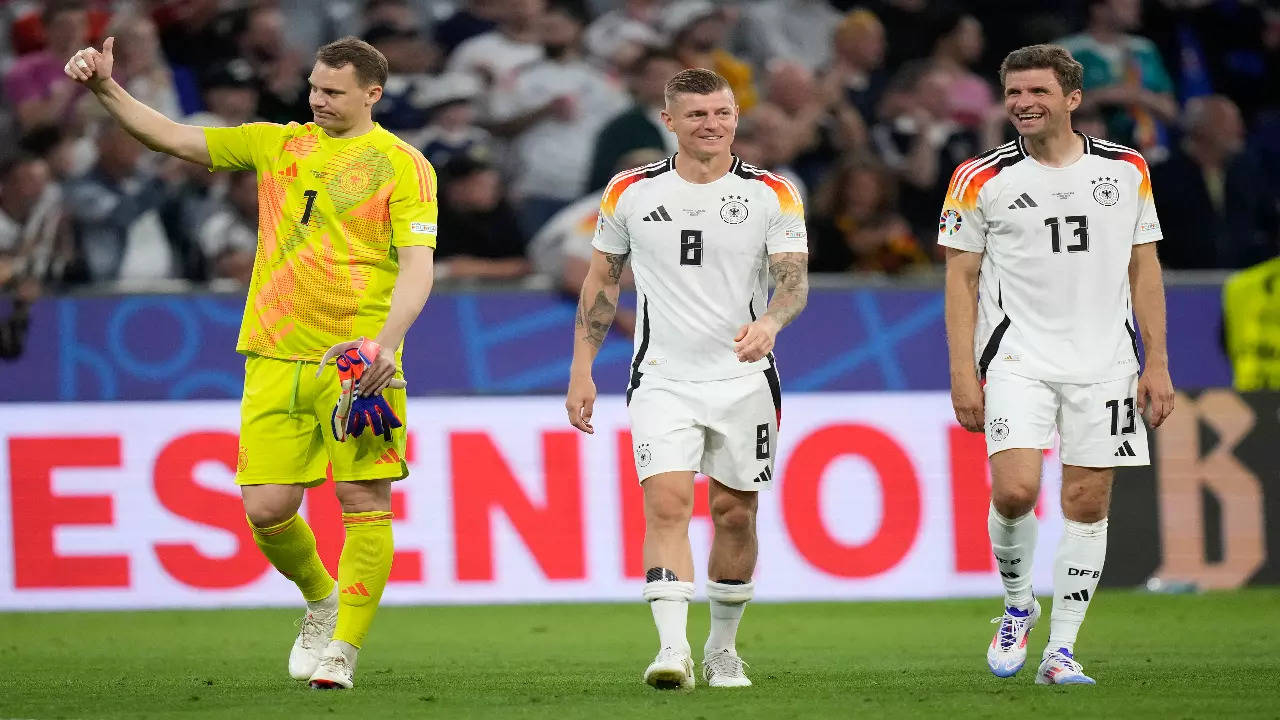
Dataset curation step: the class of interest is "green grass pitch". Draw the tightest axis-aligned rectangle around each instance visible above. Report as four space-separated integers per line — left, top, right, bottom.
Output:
3 589 1277 719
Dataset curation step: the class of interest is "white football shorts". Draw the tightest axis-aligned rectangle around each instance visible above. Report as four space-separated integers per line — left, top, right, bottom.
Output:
983 369 1150 467
626 366 781 491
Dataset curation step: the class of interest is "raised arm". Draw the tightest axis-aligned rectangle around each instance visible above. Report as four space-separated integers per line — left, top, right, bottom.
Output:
565 248 628 433
1129 242 1174 427
65 38 211 166
945 246 985 432
733 251 809 364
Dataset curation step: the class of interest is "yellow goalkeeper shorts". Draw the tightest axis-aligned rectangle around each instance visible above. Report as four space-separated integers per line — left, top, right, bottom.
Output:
235 354 408 485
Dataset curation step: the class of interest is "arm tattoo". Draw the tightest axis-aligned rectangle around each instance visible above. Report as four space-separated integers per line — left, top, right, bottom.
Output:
574 250 627 349
763 252 809 330
605 251 629 283
575 289 618 348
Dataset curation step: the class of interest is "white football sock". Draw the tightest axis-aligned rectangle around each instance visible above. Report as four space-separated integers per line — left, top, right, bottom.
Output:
643 578 694 654
705 580 754 653
988 504 1038 609
1048 517 1108 655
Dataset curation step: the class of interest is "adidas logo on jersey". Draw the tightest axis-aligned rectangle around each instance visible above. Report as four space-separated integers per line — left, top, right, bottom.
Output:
1007 192 1038 209
1114 440 1137 457
642 205 673 222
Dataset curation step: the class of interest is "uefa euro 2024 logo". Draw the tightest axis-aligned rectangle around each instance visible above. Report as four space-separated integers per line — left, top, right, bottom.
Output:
939 209 963 236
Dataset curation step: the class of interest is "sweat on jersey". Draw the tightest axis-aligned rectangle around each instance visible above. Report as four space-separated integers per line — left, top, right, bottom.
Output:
937 134 1162 384
592 155 808 382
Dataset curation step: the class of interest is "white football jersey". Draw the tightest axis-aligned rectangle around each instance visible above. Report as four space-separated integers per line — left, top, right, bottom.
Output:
593 155 808 382
938 135 1162 384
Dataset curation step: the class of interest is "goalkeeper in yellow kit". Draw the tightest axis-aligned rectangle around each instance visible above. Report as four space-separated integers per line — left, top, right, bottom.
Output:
66 36 436 689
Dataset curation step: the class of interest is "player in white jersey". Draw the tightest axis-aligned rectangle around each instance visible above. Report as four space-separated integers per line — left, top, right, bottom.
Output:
939 45 1175 686
565 68 809 690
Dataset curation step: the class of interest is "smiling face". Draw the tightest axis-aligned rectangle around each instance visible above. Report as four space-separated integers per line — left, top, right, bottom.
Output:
308 61 382 134
662 87 738 161
1003 67 1080 140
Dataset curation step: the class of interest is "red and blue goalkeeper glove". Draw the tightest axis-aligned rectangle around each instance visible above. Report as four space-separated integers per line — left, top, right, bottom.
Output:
318 339 405 442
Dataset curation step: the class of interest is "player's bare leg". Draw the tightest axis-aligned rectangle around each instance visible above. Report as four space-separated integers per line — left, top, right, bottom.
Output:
309 479 395 690
702 479 757 687
640 471 696 689
986 448 1043 677
1038 465 1111 685
242 483 338 681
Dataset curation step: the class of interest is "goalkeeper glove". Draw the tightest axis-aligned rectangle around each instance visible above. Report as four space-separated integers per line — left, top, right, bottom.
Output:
319 338 405 442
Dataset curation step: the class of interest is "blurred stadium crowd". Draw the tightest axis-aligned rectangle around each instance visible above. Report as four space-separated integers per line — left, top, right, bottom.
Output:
0 0 1276 308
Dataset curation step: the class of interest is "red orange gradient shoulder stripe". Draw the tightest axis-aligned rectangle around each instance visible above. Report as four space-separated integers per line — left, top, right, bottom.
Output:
945 141 1021 211
736 161 804 216
601 160 665 217
1089 138 1153 200
392 143 435 203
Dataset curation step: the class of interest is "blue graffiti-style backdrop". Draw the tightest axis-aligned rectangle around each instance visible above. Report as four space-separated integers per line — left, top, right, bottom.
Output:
2 285 1231 402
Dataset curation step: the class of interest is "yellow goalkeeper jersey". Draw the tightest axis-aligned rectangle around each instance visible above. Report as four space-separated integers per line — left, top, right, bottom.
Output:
204 122 437 361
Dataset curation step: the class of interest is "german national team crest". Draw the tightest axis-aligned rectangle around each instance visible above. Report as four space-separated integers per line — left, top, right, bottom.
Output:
1091 177 1119 206
720 195 748 224
939 208 963 235
636 443 652 467
988 417 1010 442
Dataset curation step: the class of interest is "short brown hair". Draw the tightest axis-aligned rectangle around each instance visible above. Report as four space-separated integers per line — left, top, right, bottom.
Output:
315 36 389 87
664 68 733 106
999 44 1084 95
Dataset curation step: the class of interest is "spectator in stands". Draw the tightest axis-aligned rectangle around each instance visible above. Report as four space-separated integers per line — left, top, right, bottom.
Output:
871 61 977 244
434 150 532 281
367 23 441 139
663 1 758 112
109 13 185 121
735 0 841 73
1151 95 1278 270
0 154 74 289
153 0 240 71
809 158 927 274
196 171 258 285
65 124 180 283
586 49 682 191
416 73 492 169
764 59 866 194
188 59 261 127
494 1 630 236
929 12 996 133
583 0 664 72
4 0 92 132
239 4 311 124
434 0 502 56
733 101 808 203
1059 0 1178 158
822 8 888 130
446 0 546 122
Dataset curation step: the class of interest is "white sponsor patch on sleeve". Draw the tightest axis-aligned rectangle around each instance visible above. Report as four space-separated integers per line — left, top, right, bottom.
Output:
1139 221 1160 234
410 222 437 235
784 229 807 240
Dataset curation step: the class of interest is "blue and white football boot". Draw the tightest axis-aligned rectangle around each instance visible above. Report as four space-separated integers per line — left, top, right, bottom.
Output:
987 600 1041 677
1036 646 1096 685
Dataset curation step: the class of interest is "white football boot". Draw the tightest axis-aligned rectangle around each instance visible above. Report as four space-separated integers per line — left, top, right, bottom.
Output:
643 646 695 690
1036 647 1096 685
288 601 337 680
702 648 751 687
987 600 1041 677
308 641 358 690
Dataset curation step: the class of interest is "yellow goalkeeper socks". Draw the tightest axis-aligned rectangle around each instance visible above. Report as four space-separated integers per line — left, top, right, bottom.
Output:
333 511 394 648
249 513 335 603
